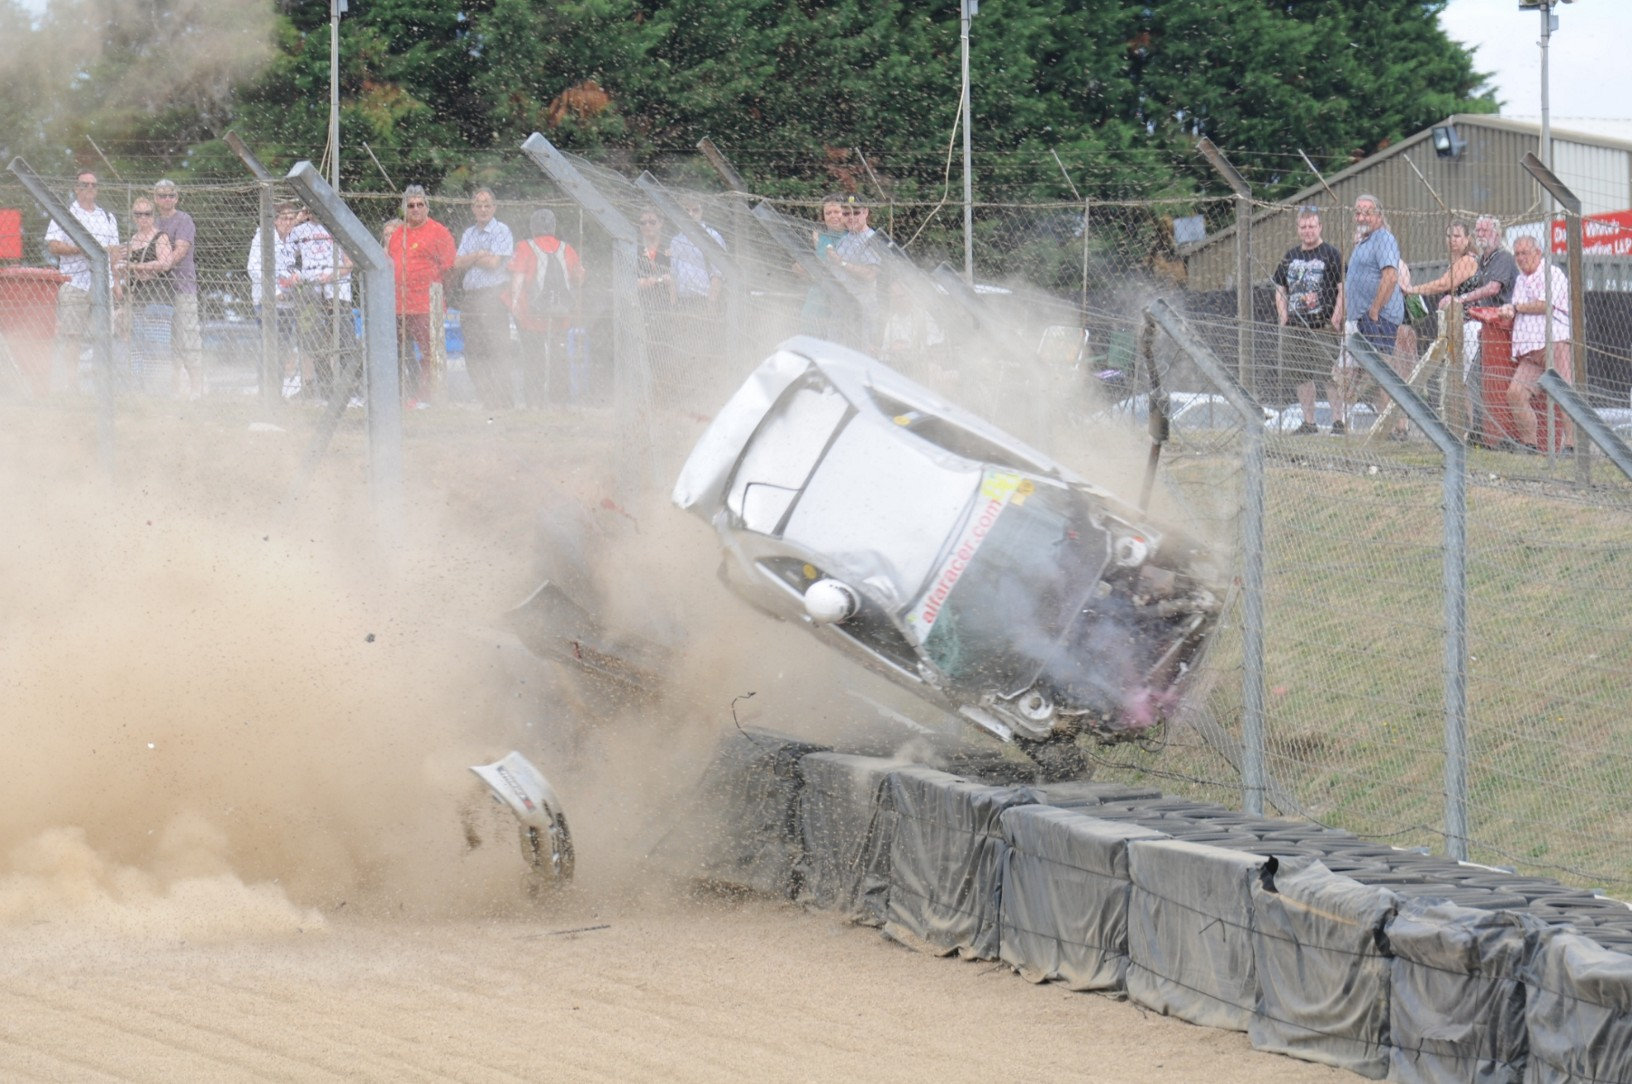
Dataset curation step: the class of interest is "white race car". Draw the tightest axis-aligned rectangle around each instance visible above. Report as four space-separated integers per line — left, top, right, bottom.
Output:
674 337 1223 776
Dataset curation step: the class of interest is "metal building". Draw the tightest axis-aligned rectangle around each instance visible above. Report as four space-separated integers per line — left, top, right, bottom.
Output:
1184 114 1632 293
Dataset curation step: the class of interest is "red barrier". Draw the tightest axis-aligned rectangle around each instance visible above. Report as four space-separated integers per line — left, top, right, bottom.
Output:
0 266 67 395
1466 306 1570 451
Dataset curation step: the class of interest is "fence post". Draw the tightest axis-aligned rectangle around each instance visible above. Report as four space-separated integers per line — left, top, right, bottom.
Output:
284 160 401 535
8 156 116 474
1347 331 1469 860
1197 139 1254 387
225 133 283 409
1522 152 1589 485
1145 298 1267 814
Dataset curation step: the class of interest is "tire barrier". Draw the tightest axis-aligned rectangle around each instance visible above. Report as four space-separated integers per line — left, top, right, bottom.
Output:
880 767 1038 960
998 805 1166 991
1249 857 1396 1077
671 731 1632 1079
1386 900 1537 1084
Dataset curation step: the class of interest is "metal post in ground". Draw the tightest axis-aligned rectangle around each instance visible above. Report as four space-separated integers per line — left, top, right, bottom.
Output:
1522 152 1589 485
225 133 282 409
1145 297 1267 815
283 159 401 536
1347 330 1468 860
1197 139 1254 389
8 156 116 475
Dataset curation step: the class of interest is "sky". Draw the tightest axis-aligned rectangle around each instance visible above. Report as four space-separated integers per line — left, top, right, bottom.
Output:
1440 0 1632 123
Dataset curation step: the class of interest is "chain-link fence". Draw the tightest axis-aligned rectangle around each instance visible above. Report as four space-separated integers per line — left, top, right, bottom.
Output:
6 142 1632 895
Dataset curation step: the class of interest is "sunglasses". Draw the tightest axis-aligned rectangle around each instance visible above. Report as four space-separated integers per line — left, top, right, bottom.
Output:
406 201 427 208
133 210 154 216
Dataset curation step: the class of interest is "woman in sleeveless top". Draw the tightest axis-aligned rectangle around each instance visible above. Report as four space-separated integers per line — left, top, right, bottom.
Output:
119 199 172 387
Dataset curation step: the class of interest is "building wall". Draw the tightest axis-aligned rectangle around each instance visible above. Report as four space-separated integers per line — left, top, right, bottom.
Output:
1184 118 1632 293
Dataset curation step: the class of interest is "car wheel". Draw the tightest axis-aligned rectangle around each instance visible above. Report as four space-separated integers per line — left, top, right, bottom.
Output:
520 813 575 894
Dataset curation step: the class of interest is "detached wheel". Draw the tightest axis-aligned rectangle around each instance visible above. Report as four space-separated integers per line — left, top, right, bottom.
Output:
1027 736 1092 782
521 813 575 894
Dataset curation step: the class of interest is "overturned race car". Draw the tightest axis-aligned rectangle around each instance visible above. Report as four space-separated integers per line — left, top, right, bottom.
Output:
673 337 1223 777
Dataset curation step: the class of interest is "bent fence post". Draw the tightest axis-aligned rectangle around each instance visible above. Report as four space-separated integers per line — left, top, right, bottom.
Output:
1346 331 1469 860
8 157 116 475
1538 369 1632 482
1145 298 1266 814
225 133 281 409
519 132 653 481
284 160 401 535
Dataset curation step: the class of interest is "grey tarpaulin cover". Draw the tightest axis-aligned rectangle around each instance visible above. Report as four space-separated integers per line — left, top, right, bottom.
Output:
997 807 1169 991
882 766 1037 959
1386 898 1538 1084
655 727 828 897
793 752 898 926
1523 927 1632 1084
1126 838 1264 1031
1248 857 1396 1078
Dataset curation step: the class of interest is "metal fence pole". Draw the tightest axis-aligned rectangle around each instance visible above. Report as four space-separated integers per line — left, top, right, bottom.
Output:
225 133 282 409
1347 330 1469 860
1197 139 1254 387
1145 298 1266 813
1522 153 1588 485
8 156 116 474
284 160 401 535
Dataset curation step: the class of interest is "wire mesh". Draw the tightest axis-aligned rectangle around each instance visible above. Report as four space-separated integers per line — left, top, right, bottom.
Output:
7 152 1632 894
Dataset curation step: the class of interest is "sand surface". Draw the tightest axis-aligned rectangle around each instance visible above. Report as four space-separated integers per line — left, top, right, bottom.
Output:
0 395 1342 1082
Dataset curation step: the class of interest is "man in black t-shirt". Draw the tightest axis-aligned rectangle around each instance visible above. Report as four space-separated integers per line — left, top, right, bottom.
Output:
1272 207 1346 433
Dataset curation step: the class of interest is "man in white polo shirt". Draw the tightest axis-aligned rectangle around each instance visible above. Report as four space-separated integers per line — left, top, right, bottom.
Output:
43 170 121 393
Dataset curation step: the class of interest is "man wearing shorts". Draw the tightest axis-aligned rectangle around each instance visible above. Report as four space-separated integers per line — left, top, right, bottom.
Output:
1333 194 1403 435
1501 235 1573 452
1271 207 1344 433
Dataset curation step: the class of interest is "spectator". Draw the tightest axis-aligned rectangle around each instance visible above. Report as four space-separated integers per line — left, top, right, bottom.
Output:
246 200 301 397
289 206 354 403
147 179 205 400
668 197 725 311
508 208 584 408
800 194 846 338
386 185 457 408
1335 194 1405 438
1501 235 1574 452
453 188 516 409
829 194 883 351
1453 215 1519 444
121 198 172 386
635 206 671 312
1403 220 1481 431
43 170 121 394
1271 206 1345 434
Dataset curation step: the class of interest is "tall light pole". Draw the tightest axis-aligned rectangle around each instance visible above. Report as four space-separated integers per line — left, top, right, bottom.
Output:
329 0 346 189
960 0 977 285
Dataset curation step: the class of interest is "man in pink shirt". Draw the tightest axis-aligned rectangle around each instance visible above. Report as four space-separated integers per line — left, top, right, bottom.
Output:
386 185 456 407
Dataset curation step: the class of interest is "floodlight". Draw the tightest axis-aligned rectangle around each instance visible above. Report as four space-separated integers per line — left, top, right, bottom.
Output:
1432 125 1466 159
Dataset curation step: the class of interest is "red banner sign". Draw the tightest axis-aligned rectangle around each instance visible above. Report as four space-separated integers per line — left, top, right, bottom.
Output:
1551 209 1632 255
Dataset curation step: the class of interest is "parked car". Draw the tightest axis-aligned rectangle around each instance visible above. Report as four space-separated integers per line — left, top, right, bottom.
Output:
673 337 1225 776
1266 401 1380 434
1097 391 1275 432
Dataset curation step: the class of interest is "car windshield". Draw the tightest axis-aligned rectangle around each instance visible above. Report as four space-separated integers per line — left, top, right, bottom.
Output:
919 481 1110 693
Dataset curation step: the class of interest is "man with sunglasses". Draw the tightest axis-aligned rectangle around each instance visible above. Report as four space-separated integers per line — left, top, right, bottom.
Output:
829 194 882 351
44 171 121 393
387 185 457 408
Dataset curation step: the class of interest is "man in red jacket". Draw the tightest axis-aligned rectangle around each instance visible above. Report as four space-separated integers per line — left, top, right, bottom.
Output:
387 185 456 408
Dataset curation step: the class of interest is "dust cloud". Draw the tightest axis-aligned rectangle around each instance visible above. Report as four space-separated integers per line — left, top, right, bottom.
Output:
0 396 926 938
